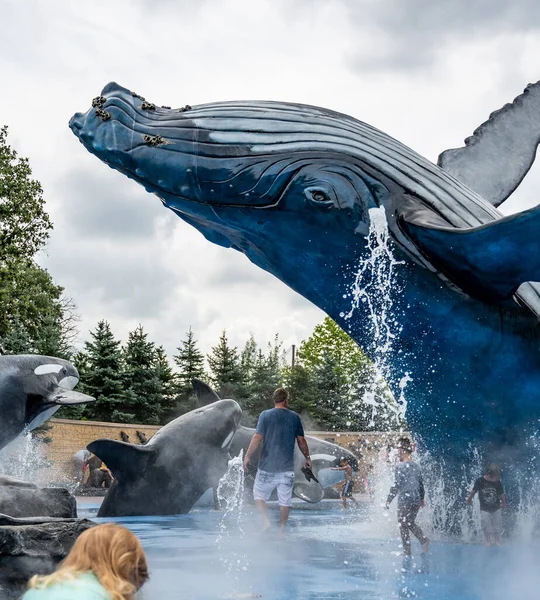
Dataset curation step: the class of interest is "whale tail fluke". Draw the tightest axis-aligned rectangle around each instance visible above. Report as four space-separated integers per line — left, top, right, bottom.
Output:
87 439 153 482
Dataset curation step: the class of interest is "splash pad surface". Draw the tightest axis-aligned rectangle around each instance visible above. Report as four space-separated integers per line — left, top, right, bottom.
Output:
79 502 539 600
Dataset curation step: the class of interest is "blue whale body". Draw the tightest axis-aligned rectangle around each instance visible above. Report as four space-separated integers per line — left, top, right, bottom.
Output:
70 82 540 491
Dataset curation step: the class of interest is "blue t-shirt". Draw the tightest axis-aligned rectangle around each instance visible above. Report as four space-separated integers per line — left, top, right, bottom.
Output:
256 408 304 472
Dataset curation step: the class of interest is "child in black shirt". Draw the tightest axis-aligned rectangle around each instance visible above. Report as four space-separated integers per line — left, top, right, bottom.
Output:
466 464 507 546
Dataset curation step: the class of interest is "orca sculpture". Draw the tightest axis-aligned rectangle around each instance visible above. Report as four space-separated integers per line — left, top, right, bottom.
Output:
70 82 540 481
0 354 94 451
192 379 358 503
88 399 242 516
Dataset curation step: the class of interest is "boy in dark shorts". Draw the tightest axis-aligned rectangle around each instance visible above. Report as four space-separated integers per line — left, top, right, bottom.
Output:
332 457 357 508
466 463 507 546
385 437 429 556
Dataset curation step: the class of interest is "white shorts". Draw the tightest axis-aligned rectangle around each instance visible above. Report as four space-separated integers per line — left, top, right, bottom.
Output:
253 470 295 507
481 509 502 536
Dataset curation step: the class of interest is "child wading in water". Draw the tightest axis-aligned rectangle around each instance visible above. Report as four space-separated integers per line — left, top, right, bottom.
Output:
385 437 430 556
332 457 357 508
466 463 507 546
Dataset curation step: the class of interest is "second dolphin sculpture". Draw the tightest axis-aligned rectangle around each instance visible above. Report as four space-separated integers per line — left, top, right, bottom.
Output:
70 82 540 479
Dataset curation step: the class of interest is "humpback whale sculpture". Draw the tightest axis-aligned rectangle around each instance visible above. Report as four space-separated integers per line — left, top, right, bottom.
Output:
192 379 358 503
0 355 95 451
70 82 540 485
88 399 242 516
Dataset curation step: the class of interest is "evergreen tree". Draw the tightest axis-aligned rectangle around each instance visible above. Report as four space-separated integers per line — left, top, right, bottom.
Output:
154 345 176 423
282 363 317 418
172 327 206 415
69 321 125 422
173 327 206 397
120 325 162 424
207 330 243 398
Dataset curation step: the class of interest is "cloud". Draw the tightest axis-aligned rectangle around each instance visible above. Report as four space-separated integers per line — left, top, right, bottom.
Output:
3 0 540 361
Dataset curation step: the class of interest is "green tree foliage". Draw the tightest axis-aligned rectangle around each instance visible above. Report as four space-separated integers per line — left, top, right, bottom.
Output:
174 327 205 394
207 330 243 399
64 321 125 421
0 126 52 261
172 327 206 415
0 126 72 358
120 325 163 425
154 345 177 422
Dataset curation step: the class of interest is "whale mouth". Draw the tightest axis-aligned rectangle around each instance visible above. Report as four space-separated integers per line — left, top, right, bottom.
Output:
221 429 236 449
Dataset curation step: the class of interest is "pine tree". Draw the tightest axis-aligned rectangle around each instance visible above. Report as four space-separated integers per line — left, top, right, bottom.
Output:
207 330 243 399
154 345 176 423
72 321 125 422
120 325 162 424
173 327 206 396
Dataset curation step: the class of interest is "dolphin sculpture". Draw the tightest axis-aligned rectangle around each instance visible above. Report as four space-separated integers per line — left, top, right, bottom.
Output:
0 354 94 451
88 399 242 516
192 379 358 503
70 82 540 483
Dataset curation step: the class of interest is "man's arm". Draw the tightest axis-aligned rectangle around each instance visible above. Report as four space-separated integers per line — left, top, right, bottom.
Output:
243 433 263 472
465 488 476 505
296 436 311 469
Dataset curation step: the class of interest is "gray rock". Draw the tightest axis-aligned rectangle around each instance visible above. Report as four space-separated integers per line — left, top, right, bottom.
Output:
0 519 95 599
0 475 37 489
0 485 76 519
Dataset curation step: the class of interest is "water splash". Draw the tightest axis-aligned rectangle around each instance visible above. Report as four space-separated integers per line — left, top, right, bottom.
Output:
0 433 48 483
343 207 407 428
215 451 250 582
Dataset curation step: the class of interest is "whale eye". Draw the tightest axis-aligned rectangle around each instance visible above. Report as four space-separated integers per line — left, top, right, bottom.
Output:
305 187 334 207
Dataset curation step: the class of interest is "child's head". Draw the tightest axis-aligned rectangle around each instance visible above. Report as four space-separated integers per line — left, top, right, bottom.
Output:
339 457 349 466
396 437 413 458
28 523 148 600
484 463 501 480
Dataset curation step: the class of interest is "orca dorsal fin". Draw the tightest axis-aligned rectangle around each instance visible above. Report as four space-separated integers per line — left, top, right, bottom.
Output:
438 81 540 207
192 379 221 405
87 439 154 482
398 203 540 304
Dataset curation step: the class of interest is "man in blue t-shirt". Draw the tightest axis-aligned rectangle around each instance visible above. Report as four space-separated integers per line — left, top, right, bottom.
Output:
243 388 311 533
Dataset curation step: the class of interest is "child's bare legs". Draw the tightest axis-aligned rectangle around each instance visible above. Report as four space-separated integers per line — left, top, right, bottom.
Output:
484 533 492 546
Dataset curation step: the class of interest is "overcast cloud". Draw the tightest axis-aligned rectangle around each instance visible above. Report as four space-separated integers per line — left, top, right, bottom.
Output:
2 0 540 359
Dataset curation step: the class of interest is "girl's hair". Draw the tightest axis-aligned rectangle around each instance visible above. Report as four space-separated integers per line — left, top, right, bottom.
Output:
27 523 148 600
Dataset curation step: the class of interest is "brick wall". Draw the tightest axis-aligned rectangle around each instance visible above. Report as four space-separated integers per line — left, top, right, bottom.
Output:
44 419 408 484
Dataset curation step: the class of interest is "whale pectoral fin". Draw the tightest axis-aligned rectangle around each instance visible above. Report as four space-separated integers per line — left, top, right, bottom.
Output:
87 439 153 481
293 482 324 503
192 379 221 405
399 203 540 303
438 82 540 207
49 390 96 405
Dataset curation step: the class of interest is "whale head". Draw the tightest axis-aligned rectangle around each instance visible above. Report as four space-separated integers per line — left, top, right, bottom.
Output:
0 354 95 450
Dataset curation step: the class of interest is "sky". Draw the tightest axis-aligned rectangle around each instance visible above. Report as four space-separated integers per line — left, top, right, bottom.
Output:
2 0 540 359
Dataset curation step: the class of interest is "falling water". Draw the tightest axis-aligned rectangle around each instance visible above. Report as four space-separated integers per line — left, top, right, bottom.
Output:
342 206 408 428
215 451 250 582
0 432 47 483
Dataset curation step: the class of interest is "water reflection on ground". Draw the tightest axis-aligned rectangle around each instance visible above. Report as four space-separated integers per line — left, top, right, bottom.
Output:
78 502 539 600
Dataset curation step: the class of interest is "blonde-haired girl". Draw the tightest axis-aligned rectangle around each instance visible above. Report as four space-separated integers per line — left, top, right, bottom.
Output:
23 523 149 600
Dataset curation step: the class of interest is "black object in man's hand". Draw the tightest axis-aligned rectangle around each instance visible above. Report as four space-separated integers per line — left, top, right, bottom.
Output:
301 466 319 483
